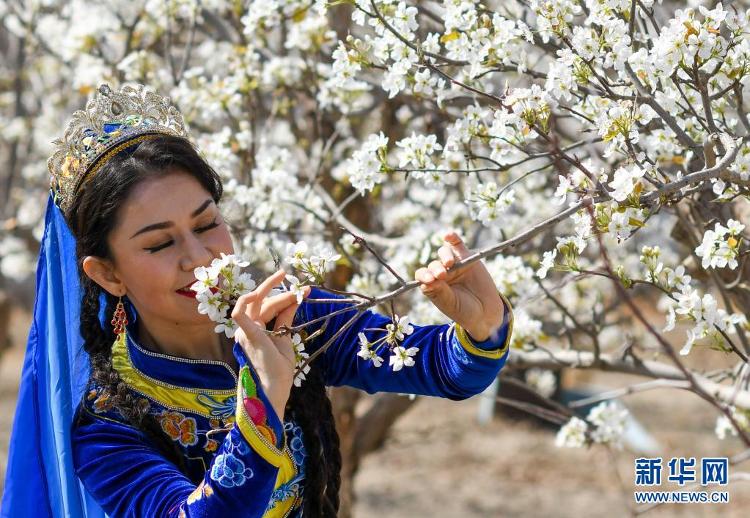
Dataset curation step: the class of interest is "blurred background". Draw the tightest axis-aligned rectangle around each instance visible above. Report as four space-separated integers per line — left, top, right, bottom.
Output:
2 0 750 516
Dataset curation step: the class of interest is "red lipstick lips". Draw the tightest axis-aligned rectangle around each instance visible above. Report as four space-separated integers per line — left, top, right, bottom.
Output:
176 283 219 298
176 282 197 299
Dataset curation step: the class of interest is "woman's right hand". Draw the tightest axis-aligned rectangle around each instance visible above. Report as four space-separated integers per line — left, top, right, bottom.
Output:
231 268 310 421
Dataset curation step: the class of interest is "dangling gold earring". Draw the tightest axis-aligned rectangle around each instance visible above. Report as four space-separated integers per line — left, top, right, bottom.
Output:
111 295 128 337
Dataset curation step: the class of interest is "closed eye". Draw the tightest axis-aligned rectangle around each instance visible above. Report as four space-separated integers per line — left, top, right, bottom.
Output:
144 218 220 253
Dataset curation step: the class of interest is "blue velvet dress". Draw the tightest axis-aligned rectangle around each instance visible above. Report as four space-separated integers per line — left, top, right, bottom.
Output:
71 287 514 517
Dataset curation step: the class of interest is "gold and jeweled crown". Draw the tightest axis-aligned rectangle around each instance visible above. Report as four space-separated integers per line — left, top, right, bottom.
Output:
48 83 190 216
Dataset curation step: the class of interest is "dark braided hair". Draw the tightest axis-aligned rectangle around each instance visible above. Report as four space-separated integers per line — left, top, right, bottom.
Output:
67 134 341 515
288 364 342 517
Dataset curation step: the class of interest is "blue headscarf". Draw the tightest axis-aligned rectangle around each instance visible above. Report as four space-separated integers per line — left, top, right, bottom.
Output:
1 193 108 517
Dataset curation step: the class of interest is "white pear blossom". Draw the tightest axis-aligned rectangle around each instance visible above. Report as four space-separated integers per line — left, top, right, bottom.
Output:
284 241 310 269
665 265 692 291
587 401 629 449
715 406 750 440
214 318 238 339
555 417 588 448
395 133 443 169
293 333 311 387
466 182 516 226
537 249 558 279
608 165 645 202
356 332 384 367
284 240 342 282
525 368 557 398
310 246 342 273
196 293 229 323
285 274 307 304
190 254 255 337
607 207 646 242
382 59 411 98
661 284 747 356
412 68 443 97
389 345 419 371
555 402 629 449
695 220 745 270
344 132 389 195
385 314 415 345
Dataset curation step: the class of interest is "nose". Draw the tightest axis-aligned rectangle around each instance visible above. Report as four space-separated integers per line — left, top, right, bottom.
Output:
180 232 213 272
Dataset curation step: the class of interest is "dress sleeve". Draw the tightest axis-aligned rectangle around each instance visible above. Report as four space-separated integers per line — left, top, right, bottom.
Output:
295 287 513 400
72 346 286 518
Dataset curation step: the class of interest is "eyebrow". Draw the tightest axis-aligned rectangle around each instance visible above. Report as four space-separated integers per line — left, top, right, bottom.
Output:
130 199 214 239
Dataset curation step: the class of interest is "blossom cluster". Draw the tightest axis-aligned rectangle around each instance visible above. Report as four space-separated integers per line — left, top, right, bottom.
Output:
356 314 420 371
715 406 750 440
344 132 390 195
191 253 256 338
555 401 630 450
632 243 747 356
694 219 745 271
283 240 342 291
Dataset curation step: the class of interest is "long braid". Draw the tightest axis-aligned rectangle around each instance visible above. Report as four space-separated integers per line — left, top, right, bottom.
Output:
288 363 342 517
77 274 192 478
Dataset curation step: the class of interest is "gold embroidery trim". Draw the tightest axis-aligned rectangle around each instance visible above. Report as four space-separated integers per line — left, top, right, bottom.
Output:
235 378 288 467
111 332 236 418
453 290 514 360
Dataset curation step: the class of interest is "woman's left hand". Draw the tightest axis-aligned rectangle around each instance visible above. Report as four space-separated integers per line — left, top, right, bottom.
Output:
415 231 505 342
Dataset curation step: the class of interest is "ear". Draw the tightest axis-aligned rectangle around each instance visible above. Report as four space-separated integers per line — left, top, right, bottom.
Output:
82 256 126 297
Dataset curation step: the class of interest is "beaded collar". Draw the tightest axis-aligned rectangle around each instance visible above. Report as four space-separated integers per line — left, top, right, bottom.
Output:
111 321 240 420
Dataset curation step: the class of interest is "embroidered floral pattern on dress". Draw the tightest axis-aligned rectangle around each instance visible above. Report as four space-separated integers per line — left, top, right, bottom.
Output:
158 410 199 447
86 387 113 413
451 331 471 365
209 453 253 488
239 365 278 446
209 430 255 488
286 422 306 471
267 473 304 510
267 422 306 511
186 480 214 504
196 393 237 419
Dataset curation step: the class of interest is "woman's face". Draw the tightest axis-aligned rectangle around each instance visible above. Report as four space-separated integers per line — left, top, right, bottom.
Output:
97 170 234 326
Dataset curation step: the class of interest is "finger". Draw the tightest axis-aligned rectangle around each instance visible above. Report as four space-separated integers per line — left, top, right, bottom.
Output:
270 298 304 353
236 321 287 376
274 299 301 332
258 287 310 324
437 244 457 268
275 285 310 329
427 259 447 280
257 292 298 323
419 276 456 314
249 268 287 321
231 291 258 321
415 266 435 284
443 230 471 259
232 310 270 348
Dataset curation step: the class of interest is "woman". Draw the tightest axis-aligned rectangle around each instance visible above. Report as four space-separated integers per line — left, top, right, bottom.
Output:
3 84 513 518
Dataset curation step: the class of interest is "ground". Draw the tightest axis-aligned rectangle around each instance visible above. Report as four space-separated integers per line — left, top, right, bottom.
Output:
1 307 748 517
353 384 748 517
